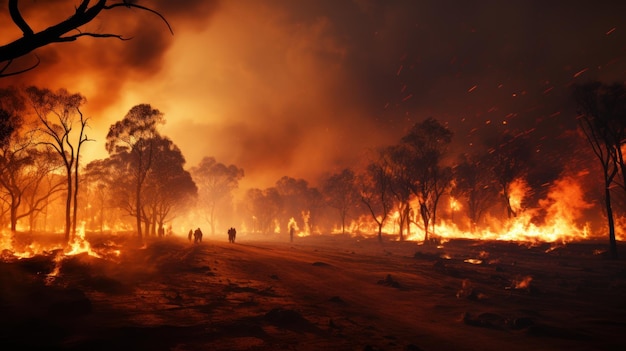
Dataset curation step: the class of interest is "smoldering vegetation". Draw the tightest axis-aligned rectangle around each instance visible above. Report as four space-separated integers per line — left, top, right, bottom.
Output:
1 233 625 350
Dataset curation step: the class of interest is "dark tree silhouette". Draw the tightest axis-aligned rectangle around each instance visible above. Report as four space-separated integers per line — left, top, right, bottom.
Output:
486 130 532 219
453 153 498 233
400 117 453 243
574 81 626 260
106 103 164 241
142 136 197 237
245 187 281 234
321 168 360 235
0 0 172 77
26 86 92 242
359 154 394 242
275 176 313 235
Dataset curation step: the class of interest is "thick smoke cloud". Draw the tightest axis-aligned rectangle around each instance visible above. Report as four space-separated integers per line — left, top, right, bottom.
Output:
1 0 625 189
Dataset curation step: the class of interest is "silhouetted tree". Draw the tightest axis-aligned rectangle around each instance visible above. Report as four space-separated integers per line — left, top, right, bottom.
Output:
142 136 197 236
245 187 281 234
26 86 92 241
385 144 416 240
0 0 171 77
401 117 453 243
275 176 312 235
191 156 244 235
105 104 164 241
0 87 25 146
486 130 532 219
574 81 626 259
359 154 394 242
322 168 360 235
453 153 498 232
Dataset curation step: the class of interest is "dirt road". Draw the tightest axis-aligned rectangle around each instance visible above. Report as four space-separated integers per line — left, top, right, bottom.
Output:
2 235 625 350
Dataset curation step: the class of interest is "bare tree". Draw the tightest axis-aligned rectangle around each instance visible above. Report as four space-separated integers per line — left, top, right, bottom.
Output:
359 155 394 242
26 86 92 241
452 153 498 232
574 81 626 260
0 0 172 77
486 130 532 219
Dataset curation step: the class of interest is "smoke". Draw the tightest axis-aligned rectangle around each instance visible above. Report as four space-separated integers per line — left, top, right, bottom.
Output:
1 0 625 189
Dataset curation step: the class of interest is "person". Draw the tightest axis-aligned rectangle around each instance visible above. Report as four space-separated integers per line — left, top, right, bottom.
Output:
227 227 237 243
188 229 193 242
290 225 294 243
193 228 203 243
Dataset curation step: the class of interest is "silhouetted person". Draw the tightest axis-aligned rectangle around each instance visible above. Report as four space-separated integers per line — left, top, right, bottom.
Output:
188 229 193 242
227 227 237 243
193 228 203 243
290 226 294 243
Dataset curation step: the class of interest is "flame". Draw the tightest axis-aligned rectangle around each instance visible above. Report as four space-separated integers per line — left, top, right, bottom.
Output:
64 222 101 258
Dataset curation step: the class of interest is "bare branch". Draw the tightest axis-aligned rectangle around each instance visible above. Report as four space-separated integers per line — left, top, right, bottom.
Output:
104 2 174 35
0 56 40 78
0 0 172 77
8 0 34 36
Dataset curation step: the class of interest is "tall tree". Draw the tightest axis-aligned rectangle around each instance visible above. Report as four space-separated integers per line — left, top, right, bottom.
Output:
190 157 244 235
574 81 626 260
322 168 360 235
26 86 91 241
142 136 197 236
452 153 498 232
105 103 164 241
245 187 281 234
0 0 171 77
486 130 533 219
359 154 394 242
401 117 453 242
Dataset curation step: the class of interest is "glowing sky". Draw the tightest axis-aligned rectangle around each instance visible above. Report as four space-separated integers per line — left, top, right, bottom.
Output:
2 0 626 189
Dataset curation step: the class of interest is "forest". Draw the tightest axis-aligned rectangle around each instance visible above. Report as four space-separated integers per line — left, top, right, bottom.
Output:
1 82 625 260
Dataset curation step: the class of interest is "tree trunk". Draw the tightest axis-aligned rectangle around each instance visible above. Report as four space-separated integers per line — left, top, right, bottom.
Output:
605 186 618 259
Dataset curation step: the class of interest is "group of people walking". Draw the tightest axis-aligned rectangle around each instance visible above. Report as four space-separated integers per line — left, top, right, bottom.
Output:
187 226 238 244
227 227 237 243
188 228 203 243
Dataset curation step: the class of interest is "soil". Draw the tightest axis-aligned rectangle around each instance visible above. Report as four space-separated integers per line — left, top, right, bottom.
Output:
1 233 625 351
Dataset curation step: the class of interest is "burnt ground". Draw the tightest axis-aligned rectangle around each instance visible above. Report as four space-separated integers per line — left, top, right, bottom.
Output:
1 234 625 351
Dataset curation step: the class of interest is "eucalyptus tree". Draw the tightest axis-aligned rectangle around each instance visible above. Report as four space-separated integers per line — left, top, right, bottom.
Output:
26 86 91 241
105 104 164 240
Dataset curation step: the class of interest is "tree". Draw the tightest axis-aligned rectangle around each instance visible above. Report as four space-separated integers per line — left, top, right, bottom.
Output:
275 176 312 235
142 136 197 236
26 86 92 241
574 81 626 260
452 153 498 232
0 86 25 146
0 0 171 77
190 157 244 235
321 168 360 235
385 144 416 240
245 187 281 234
486 130 532 219
105 104 164 241
401 117 453 242
359 155 394 242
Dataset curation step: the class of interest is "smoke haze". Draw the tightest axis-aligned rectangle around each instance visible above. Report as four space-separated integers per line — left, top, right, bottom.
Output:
1 0 625 189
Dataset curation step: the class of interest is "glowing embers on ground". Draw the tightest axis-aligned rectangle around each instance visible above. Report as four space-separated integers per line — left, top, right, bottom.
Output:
1 222 118 262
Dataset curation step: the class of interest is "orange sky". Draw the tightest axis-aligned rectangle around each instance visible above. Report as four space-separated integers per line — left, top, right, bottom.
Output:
2 0 626 191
